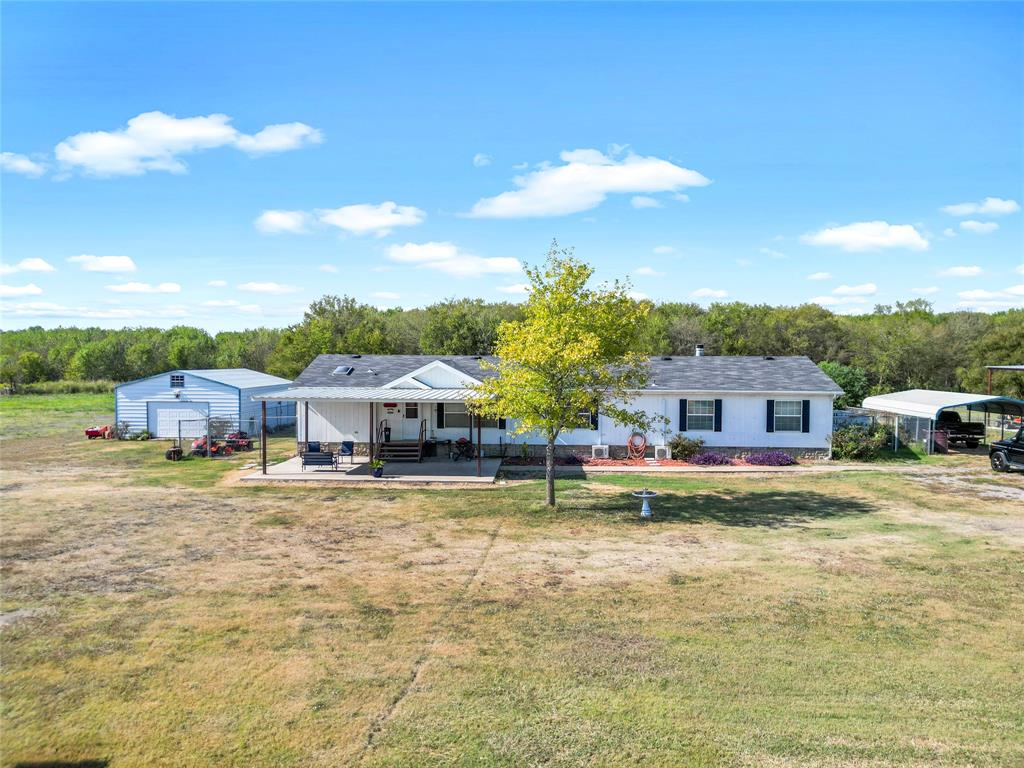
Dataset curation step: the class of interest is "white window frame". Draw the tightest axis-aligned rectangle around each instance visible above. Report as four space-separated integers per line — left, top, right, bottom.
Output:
404 402 419 420
169 374 185 389
687 399 715 431
774 399 803 432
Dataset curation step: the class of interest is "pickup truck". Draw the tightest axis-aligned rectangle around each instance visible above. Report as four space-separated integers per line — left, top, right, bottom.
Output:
934 411 986 448
990 427 1024 473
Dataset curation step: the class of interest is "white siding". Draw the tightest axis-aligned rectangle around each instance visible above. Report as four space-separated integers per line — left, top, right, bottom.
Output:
297 392 835 450
116 372 241 436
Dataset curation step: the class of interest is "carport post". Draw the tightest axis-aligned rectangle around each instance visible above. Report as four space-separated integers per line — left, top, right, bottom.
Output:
261 400 267 475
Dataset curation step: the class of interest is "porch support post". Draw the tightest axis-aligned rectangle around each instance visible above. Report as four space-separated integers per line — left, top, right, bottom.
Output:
261 400 267 475
987 367 992 395
476 413 482 477
368 402 374 459
304 400 310 451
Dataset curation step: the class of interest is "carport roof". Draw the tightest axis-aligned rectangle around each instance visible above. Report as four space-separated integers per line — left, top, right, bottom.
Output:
861 389 1024 420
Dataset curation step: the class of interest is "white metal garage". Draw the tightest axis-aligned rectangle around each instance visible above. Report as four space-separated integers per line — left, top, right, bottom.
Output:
114 368 295 439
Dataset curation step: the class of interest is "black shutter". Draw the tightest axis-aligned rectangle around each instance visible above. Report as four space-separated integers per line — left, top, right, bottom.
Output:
498 417 507 430
766 399 775 433
589 410 599 430
714 399 723 432
679 399 688 431
802 399 811 433
437 402 445 428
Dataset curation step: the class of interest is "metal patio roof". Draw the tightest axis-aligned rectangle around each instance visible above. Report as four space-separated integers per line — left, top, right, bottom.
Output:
861 389 1024 420
251 387 477 402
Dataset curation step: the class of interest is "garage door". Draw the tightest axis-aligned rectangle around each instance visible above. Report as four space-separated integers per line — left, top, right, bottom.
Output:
148 402 210 438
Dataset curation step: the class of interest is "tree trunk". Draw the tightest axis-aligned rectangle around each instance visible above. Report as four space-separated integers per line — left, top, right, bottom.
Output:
545 438 556 506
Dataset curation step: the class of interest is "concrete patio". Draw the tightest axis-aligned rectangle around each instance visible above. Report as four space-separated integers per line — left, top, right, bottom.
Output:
241 455 502 484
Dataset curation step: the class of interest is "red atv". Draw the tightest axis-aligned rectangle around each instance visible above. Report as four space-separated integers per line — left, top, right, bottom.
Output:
190 436 233 457
85 425 111 439
224 431 254 451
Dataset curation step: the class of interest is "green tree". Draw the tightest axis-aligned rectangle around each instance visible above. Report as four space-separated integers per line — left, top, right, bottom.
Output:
470 245 659 506
819 361 870 409
165 327 216 370
17 351 49 384
420 298 497 355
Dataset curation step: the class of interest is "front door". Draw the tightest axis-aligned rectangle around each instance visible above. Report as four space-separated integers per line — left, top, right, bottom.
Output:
399 401 421 440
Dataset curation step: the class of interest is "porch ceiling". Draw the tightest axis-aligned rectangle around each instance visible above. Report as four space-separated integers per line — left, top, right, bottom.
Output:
250 386 477 402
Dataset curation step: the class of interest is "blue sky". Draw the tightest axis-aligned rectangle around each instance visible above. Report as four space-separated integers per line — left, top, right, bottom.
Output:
2 1 1022 331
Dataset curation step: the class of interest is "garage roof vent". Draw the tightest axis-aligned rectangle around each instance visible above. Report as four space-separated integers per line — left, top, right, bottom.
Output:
332 365 354 376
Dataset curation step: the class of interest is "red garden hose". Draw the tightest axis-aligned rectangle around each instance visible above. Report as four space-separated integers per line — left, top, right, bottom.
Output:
627 432 648 459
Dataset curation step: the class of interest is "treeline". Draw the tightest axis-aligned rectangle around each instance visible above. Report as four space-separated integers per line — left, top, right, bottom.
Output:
2 296 1022 402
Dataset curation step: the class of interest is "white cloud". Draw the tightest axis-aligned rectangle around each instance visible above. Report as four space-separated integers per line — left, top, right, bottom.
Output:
472 153 492 168
466 148 710 218
68 254 137 273
1 152 46 178
801 221 929 252
672 193 690 203
759 248 788 259
912 286 940 295
630 195 662 209
317 201 425 237
0 258 56 276
234 123 323 154
832 282 877 296
943 228 956 238
941 197 1020 217
634 266 664 276
0 283 43 297
735 258 753 267
1006 284 1024 296
807 271 832 281
318 264 339 273
628 290 650 301
255 210 312 234
691 287 728 299
238 281 299 294
208 279 227 287
497 283 530 295
1016 264 1024 275
200 299 260 311
371 291 400 300
386 241 521 277
810 295 869 307
106 281 181 294
652 245 676 255
959 220 999 234
939 265 982 277
957 289 1003 301
54 111 321 176
0 300 189 320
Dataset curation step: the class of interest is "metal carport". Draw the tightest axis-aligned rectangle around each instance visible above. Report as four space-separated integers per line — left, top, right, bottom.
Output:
861 389 1024 454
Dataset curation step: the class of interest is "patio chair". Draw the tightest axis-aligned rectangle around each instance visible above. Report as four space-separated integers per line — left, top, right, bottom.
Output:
337 440 354 464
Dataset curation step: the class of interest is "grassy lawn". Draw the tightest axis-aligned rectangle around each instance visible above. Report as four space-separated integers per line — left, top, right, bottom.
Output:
1 394 1022 766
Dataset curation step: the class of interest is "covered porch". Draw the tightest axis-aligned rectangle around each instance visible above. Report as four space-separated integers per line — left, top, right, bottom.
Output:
252 386 498 478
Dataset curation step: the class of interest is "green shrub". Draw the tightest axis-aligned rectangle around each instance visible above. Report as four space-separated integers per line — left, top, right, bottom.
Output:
18 379 117 395
831 424 891 461
668 433 705 460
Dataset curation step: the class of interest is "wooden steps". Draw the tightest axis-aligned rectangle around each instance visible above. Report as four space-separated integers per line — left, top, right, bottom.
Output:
378 440 422 461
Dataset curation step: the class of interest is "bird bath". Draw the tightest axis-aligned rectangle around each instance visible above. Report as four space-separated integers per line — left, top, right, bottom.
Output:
632 488 658 518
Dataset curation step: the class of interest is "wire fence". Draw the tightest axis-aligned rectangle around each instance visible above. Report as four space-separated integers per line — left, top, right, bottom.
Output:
169 415 296 458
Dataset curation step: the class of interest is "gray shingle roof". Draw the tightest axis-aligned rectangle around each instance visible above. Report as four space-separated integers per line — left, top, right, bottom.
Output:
295 354 842 394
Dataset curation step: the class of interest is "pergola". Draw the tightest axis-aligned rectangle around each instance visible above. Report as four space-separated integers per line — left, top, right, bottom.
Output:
861 389 1024 453
986 364 1024 394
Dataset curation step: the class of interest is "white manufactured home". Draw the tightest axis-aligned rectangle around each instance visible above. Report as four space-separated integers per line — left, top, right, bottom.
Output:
253 351 842 459
115 368 295 438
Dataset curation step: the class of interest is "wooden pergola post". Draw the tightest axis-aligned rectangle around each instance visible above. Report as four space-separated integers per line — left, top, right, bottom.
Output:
476 413 482 477
260 400 267 475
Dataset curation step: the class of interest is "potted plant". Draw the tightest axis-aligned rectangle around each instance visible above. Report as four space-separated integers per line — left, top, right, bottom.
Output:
369 458 385 478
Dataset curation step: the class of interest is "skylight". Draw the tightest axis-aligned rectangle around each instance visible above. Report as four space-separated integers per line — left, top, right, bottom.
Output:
333 365 354 376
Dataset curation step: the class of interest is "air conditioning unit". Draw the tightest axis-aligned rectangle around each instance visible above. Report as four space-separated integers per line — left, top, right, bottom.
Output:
654 445 671 461
591 445 609 459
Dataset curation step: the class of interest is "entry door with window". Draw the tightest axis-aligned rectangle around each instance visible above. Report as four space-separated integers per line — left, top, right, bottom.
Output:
399 402 421 440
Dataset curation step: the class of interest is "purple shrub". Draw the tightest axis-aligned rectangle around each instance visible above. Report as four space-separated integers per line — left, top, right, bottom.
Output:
689 451 733 466
745 451 798 466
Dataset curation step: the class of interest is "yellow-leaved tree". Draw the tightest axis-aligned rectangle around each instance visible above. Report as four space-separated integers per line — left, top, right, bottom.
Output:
470 243 660 506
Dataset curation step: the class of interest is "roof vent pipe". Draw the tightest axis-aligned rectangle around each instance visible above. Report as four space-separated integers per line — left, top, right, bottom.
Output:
695 344 705 357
